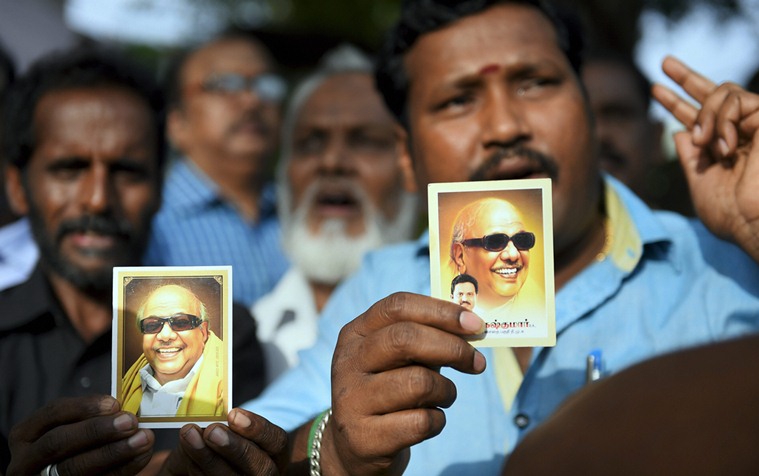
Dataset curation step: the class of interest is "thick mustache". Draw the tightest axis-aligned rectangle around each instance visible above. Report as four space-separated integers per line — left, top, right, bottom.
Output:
56 215 132 242
470 145 559 182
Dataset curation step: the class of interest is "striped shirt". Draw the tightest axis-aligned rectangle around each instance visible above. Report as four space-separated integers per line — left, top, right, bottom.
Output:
144 159 289 307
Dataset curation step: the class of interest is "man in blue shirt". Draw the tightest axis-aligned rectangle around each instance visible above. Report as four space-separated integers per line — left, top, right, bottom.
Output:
145 32 289 307
236 1 759 474
75 1 758 474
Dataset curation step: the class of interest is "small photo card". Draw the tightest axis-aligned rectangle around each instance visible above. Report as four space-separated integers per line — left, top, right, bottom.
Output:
112 266 232 428
429 179 556 347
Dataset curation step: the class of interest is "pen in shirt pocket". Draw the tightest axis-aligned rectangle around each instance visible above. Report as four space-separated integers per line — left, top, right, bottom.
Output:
585 349 603 384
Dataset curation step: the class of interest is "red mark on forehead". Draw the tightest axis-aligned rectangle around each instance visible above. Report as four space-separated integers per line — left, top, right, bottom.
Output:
479 64 500 75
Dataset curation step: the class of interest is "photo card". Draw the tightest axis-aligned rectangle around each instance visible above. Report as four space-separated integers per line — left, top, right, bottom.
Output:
112 266 232 428
429 178 556 347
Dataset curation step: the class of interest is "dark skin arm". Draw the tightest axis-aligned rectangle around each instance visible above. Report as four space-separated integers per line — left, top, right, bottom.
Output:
289 292 486 476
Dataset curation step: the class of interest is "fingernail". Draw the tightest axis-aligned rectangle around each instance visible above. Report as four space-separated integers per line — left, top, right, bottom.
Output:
231 410 252 428
719 138 730 156
100 396 118 413
693 124 703 141
209 427 230 447
184 427 205 450
127 430 149 449
460 311 485 333
113 413 135 431
473 350 487 373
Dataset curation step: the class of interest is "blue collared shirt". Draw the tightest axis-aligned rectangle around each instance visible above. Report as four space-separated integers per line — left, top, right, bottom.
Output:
144 159 289 307
245 177 759 475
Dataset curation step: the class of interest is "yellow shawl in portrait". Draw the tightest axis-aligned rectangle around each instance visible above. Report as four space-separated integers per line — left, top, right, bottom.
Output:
121 331 225 417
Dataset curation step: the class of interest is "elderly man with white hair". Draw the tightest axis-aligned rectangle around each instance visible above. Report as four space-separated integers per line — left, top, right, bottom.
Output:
252 44 418 382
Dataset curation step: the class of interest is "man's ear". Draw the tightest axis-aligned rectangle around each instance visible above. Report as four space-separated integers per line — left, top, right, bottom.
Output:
452 243 467 274
395 125 418 194
200 321 209 343
5 165 29 216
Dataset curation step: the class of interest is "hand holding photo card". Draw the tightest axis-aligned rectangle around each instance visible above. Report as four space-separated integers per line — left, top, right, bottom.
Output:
429 179 556 347
112 266 232 428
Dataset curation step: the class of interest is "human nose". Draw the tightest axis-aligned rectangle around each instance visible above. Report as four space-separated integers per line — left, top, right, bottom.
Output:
317 137 352 175
499 240 521 261
481 87 530 147
237 86 264 108
156 321 177 341
80 163 112 214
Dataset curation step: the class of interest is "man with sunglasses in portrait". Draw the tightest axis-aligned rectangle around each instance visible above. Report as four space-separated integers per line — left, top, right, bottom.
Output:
144 31 289 308
450 198 541 321
122 284 224 417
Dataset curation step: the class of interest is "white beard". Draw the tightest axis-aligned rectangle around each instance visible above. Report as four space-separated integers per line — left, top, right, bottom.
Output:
281 182 417 285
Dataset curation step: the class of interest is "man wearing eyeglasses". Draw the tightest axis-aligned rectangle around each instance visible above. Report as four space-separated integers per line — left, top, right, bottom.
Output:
121 284 224 417
450 198 538 317
144 32 290 308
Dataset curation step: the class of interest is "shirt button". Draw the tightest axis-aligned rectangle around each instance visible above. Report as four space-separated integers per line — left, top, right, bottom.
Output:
80 377 91 389
514 413 530 429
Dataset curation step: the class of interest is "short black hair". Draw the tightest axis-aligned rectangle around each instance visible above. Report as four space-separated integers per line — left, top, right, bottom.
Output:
375 0 584 126
1 46 166 172
451 273 479 295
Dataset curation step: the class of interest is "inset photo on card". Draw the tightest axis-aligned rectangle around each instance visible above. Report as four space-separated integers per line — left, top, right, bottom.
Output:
429 179 556 347
112 266 232 428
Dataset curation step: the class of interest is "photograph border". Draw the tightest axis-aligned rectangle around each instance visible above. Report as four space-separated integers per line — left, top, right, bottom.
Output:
111 265 233 428
428 178 556 347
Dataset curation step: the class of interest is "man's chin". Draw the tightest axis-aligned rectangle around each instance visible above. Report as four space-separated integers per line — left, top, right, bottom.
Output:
45 258 116 294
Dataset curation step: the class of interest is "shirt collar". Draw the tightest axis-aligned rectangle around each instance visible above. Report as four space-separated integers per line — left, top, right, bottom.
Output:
603 175 677 273
164 158 279 220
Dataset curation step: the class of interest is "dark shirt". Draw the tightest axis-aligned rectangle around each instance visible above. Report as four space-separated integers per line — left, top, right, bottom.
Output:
0 266 266 472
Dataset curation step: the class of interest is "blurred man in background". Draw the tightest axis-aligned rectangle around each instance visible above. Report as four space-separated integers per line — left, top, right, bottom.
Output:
0 42 37 290
253 44 418 382
145 32 289 307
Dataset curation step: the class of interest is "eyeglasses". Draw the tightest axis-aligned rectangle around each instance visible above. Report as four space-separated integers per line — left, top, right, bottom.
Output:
140 313 203 334
462 231 536 252
200 73 286 102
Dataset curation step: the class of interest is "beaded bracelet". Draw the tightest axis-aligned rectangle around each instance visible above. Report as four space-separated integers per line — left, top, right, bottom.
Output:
307 408 333 476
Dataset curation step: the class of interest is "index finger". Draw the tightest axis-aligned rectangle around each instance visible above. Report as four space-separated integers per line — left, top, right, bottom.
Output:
351 292 486 337
661 55 716 105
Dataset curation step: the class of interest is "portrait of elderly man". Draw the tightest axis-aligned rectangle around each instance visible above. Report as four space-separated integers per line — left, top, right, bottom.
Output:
121 283 225 418
450 273 478 311
449 197 545 322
